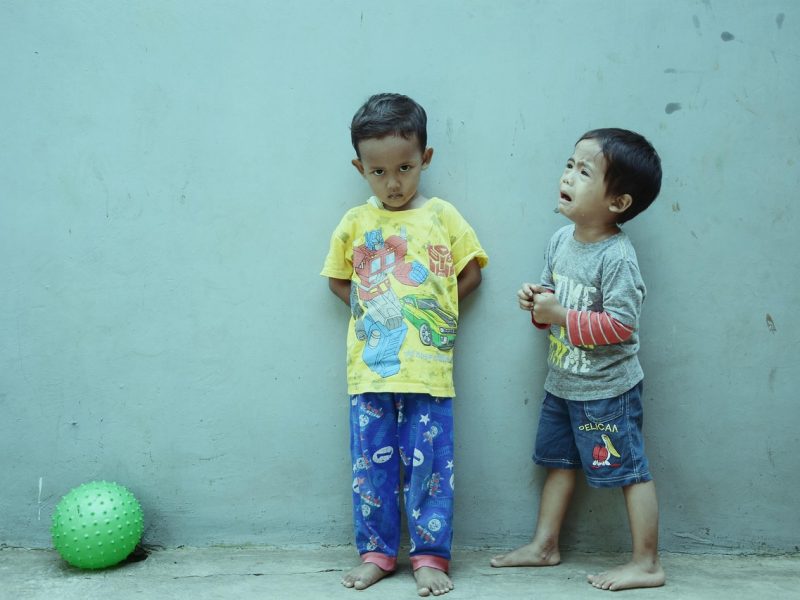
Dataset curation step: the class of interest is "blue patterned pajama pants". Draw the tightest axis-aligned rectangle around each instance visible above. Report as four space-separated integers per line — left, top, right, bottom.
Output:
349 392 454 570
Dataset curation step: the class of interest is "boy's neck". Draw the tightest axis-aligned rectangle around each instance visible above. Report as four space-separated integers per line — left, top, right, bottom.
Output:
407 193 430 210
572 222 621 243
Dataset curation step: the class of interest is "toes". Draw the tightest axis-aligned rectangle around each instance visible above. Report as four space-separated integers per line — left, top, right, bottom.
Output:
416 582 447 596
588 574 606 589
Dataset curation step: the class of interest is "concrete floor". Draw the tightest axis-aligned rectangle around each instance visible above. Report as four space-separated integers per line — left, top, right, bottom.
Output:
1 545 798 600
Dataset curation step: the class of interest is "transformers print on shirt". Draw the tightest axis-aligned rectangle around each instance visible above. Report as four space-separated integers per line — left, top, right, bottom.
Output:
350 227 458 378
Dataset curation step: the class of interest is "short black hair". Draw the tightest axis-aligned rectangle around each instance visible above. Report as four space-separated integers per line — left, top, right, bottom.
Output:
578 128 662 223
350 93 427 157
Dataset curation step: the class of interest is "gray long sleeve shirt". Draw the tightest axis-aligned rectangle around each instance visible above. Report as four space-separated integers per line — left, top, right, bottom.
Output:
539 225 646 401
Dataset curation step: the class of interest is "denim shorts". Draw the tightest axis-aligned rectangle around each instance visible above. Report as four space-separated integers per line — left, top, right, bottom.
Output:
533 382 651 488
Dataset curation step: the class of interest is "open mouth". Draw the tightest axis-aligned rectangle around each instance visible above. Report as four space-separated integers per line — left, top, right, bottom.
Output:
560 191 573 203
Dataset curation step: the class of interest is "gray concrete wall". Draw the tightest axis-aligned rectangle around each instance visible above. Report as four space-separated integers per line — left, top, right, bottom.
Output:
2 1 798 553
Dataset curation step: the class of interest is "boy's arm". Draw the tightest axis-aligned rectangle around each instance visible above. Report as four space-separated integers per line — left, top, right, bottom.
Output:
328 278 351 306
457 258 482 301
561 253 642 346
565 310 634 346
533 292 633 345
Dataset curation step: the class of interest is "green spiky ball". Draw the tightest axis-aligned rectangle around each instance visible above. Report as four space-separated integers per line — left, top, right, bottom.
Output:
51 480 144 569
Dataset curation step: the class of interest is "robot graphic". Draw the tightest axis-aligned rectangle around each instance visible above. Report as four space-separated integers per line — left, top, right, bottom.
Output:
351 228 428 377
424 472 442 497
422 423 442 445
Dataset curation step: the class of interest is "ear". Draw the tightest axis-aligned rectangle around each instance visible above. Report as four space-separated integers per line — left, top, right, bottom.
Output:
352 158 366 177
609 193 633 215
421 147 434 170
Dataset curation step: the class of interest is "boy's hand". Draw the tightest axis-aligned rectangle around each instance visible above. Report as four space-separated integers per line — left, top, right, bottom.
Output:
517 283 535 311
517 283 549 311
532 291 567 326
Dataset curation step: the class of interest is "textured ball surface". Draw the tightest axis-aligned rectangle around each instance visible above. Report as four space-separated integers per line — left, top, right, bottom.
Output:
51 480 144 569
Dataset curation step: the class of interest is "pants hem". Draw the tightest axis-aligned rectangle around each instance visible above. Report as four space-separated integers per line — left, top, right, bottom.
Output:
361 552 397 572
410 554 449 573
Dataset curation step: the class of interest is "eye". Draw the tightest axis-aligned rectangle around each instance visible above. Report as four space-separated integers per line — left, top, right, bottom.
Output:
565 160 575 169
581 169 590 177
399 165 412 172
371 169 384 176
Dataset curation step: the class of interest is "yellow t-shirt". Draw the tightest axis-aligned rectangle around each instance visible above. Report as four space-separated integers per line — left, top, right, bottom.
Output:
321 197 488 397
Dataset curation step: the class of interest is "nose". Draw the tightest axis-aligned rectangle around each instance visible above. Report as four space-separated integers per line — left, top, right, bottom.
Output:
387 175 400 191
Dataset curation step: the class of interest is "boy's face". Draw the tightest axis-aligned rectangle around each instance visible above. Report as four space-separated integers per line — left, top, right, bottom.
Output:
557 138 622 227
352 135 433 211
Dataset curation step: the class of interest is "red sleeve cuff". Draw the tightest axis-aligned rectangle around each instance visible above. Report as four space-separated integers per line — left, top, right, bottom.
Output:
529 287 555 329
531 311 549 329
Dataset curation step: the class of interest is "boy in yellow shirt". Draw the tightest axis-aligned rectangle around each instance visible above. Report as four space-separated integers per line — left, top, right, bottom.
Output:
322 93 487 596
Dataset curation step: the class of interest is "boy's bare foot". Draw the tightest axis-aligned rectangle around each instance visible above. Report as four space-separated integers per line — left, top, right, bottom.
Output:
414 566 454 596
341 562 391 590
490 541 561 567
587 559 665 591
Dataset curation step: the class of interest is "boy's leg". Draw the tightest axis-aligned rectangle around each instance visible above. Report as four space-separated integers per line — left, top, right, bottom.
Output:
587 480 665 590
400 394 455 597
571 382 665 590
342 393 400 590
490 468 576 567
492 391 581 568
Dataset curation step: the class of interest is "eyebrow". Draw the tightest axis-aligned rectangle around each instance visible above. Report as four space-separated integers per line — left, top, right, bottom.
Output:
569 157 595 171
364 158 417 169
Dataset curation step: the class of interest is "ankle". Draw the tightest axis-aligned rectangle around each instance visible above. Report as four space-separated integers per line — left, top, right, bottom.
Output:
631 553 662 571
532 533 560 555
